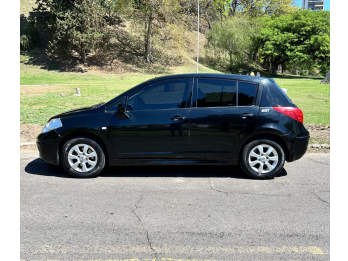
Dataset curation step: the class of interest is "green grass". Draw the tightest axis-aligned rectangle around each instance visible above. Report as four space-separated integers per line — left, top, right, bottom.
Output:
20 53 220 85
20 54 154 85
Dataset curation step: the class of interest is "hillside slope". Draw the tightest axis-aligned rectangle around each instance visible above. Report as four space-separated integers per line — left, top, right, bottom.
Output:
20 0 222 77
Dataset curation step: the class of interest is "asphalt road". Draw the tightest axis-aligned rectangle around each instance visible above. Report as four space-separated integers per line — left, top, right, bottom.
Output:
20 151 330 261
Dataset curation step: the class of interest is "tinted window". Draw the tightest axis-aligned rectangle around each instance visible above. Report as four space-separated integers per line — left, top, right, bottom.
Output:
195 79 236 108
127 79 190 111
261 81 293 107
107 97 126 111
274 82 292 102
238 82 257 106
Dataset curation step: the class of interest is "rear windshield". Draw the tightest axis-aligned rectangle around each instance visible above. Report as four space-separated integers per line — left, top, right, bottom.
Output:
274 82 292 103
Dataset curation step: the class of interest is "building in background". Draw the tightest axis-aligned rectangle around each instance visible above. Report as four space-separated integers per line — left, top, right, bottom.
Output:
302 0 325 11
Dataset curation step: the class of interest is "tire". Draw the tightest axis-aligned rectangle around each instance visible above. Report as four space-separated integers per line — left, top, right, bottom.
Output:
61 137 106 178
239 138 285 179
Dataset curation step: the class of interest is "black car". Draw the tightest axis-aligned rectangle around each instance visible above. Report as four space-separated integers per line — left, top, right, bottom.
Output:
37 74 309 179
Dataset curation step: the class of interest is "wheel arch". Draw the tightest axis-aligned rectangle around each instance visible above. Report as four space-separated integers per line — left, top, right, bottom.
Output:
238 132 290 161
59 131 110 165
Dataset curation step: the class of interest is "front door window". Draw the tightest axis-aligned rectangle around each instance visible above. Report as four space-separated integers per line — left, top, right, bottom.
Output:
127 79 190 111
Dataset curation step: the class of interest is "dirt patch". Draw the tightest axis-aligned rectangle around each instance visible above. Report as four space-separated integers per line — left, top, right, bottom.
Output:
305 124 330 145
20 124 43 143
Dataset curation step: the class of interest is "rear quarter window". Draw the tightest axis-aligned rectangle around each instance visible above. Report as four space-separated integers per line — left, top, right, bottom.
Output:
274 82 292 103
260 81 294 107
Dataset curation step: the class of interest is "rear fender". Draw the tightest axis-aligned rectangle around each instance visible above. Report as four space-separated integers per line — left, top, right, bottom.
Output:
236 124 292 161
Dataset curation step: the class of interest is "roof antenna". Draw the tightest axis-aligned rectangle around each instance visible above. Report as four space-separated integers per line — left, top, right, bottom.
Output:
197 0 199 73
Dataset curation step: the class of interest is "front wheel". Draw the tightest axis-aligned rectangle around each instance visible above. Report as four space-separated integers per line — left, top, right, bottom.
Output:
239 138 285 179
61 137 106 178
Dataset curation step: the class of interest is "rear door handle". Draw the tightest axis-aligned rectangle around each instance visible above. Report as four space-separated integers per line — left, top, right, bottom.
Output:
239 113 254 119
171 116 185 121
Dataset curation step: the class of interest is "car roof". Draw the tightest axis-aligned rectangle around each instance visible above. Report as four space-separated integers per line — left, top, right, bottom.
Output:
143 73 272 85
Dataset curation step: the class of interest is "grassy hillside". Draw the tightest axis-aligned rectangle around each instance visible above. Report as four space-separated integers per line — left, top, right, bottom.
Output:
20 51 221 86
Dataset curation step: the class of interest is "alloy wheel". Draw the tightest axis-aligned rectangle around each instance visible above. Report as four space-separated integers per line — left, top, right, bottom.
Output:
248 144 279 174
67 144 98 172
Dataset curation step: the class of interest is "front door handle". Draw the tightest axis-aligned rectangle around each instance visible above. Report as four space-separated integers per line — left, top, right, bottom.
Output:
171 116 185 121
239 113 254 119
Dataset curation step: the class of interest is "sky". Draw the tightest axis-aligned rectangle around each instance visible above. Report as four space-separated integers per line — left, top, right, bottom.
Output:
294 0 330 11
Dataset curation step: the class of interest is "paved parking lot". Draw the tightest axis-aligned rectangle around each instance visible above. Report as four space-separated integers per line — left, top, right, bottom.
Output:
20 151 330 260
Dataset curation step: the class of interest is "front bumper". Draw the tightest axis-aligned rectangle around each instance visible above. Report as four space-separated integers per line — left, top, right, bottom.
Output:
36 130 62 165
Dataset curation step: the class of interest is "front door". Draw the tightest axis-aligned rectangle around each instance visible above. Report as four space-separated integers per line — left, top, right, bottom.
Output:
109 78 193 159
189 78 259 159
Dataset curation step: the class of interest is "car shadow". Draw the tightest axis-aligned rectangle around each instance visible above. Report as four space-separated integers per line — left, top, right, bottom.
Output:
24 158 287 180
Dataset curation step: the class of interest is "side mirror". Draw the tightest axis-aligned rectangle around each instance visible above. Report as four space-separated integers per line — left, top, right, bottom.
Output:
117 102 129 120
117 102 126 113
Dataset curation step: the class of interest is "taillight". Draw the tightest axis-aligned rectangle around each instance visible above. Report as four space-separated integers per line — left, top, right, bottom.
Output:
272 107 303 123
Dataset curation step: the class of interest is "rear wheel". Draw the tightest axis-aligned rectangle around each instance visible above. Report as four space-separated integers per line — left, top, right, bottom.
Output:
240 138 285 179
61 137 105 178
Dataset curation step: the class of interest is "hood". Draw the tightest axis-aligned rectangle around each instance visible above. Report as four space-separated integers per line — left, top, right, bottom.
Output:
50 102 105 120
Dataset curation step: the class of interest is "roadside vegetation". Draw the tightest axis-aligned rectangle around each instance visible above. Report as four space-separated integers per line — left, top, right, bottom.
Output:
21 0 329 76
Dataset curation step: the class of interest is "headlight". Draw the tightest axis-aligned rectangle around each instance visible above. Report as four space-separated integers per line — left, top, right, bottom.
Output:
42 118 63 133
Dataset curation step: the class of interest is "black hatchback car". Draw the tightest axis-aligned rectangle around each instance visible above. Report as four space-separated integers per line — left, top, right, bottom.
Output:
37 74 309 179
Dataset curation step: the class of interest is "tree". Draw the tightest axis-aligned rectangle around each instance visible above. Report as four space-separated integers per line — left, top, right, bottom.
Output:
32 0 115 64
212 0 230 25
200 0 296 34
205 15 261 73
208 0 296 24
257 10 330 76
129 0 185 63
241 0 297 17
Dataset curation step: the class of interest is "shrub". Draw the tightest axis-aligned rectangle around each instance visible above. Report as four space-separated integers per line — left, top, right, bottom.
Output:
20 34 32 51
20 26 38 51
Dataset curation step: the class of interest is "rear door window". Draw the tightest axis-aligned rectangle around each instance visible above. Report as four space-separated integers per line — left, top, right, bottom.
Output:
195 79 237 107
127 79 191 111
238 82 257 106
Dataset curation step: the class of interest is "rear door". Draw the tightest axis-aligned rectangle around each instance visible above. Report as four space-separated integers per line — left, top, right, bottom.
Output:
189 78 259 159
109 78 193 159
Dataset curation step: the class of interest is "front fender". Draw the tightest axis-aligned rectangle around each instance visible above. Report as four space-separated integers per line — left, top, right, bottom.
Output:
55 113 114 161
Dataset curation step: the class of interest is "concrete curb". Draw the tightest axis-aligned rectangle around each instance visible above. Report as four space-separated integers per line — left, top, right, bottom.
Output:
308 144 330 149
20 143 37 150
21 142 36 146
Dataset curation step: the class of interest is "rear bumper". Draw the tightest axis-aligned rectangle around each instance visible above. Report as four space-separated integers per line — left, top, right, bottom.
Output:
287 136 310 162
36 130 61 165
